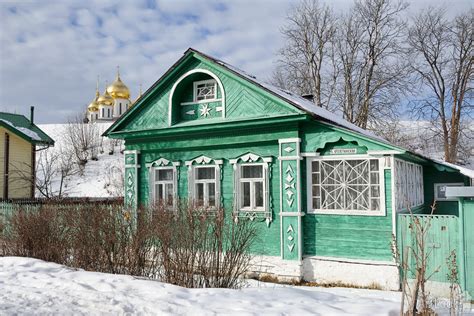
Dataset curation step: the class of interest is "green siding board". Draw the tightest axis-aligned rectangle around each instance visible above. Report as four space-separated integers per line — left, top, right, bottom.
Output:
302 169 393 261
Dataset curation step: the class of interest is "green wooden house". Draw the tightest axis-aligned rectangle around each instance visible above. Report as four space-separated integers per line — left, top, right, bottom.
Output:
104 48 474 293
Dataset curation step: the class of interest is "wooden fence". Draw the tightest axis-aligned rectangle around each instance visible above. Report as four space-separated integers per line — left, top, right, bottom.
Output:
397 214 459 284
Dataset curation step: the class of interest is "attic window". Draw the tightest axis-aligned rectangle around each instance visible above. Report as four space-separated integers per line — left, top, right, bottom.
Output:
194 79 216 102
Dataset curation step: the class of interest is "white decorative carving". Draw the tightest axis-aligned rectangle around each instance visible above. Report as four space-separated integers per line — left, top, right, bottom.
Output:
288 235 294 241
287 198 294 207
286 164 293 174
151 158 170 167
285 182 295 190
288 244 295 252
199 103 211 117
186 110 195 115
215 106 223 112
287 224 294 233
195 156 212 164
284 146 294 153
285 174 294 183
126 156 134 163
286 190 294 199
240 153 260 163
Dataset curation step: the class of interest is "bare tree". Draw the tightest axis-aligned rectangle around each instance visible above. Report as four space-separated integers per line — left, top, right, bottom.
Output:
408 8 473 163
65 115 100 168
276 0 338 109
275 0 410 130
336 0 410 129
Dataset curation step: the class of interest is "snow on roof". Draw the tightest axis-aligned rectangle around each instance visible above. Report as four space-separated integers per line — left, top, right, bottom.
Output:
433 159 474 179
0 118 41 141
211 57 387 143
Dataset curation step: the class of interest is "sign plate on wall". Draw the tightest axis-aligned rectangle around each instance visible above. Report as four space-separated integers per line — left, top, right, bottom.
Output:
330 148 357 155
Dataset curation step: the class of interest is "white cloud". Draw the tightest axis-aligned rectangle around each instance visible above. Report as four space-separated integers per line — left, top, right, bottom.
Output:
0 0 470 123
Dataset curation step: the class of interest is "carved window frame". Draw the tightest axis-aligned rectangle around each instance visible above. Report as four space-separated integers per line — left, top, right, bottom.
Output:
185 155 223 210
230 153 273 224
146 158 180 210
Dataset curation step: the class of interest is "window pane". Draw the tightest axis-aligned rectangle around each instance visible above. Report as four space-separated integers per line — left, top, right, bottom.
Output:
208 183 216 207
312 161 320 172
196 167 215 180
312 173 320 184
371 198 380 211
196 183 204 206
157 169 173 181
242 165 263 178
371 186 380 197
165 184 173 206
156 184 163 202
312 198 320 209
312 185 320 197
242 182 251 207
255 181 264 207
370 173 379 184
370 160 379 171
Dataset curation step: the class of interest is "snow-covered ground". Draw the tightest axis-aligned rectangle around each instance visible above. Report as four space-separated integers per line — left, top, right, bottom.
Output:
0 257 402 315
37 123 123 197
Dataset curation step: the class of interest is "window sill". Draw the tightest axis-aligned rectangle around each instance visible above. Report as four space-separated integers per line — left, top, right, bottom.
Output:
307 209 386 217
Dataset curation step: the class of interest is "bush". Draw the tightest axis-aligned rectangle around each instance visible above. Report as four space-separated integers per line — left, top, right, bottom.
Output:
0 201 256 289
152 204 257 288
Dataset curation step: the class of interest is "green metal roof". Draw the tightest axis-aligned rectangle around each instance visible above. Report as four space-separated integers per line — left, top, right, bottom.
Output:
0 112 54 145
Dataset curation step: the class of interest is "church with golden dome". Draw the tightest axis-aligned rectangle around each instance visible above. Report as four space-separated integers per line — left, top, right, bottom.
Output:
87 67 138 122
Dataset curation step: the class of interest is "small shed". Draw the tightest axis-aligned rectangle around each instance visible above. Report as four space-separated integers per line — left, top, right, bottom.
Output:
0 108 54 199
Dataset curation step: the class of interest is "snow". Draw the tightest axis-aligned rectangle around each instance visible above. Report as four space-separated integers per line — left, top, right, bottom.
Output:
0 118 41 141
37 123 123 197
0 257 402 315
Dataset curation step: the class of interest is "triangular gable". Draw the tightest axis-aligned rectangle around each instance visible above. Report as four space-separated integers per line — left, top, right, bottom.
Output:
104 49 301 136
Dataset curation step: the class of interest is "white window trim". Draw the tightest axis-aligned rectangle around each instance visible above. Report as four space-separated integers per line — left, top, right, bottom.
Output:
185 156 223 209
230 153 272 215
393 158 424 212
190 165 220 209
152 167 175 207
434 183 464 201
306 155 386 216
193 79 218 103
238 163 266 212
147 158 180 210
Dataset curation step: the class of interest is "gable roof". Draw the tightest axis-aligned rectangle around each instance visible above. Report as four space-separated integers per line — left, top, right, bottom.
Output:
0 112 54 145
104 48 474 179
104 48 385 143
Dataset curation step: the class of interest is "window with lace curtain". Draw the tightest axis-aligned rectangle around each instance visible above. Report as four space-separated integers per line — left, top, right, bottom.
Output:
308 157 385 215
394 159 424 211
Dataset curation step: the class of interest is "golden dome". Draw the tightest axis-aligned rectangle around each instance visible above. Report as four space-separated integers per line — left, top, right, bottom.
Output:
87 85 100 112
88 99 99 112
107 66 130 99
97 88 114 106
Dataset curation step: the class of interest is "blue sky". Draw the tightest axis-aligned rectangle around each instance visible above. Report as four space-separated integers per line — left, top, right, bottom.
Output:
0 0 471 123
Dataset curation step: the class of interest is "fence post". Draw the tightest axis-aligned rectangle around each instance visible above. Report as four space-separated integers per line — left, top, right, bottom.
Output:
457 197 467 296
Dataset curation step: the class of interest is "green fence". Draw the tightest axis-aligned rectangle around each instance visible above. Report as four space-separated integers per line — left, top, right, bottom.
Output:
397 214 459 284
